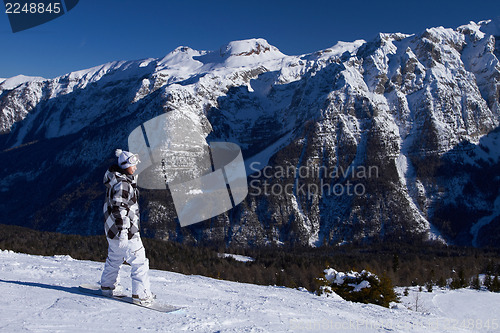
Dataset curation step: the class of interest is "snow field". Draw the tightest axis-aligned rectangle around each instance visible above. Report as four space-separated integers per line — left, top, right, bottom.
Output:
1 250 499 332
397 286 500 332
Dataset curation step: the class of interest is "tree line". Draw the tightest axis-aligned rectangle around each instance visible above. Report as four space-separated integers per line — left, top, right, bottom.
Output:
1 224 499 306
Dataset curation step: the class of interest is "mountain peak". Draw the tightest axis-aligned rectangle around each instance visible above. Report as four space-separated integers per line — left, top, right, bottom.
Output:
157 46 203 69
478 16 500 36
191 38 285 68
0 74 45 90
219 38 284 58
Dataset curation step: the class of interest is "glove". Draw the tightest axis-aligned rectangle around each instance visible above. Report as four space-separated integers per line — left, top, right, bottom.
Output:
118 230 128 249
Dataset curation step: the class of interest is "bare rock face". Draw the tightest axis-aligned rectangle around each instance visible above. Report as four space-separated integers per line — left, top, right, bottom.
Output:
1 21 500 247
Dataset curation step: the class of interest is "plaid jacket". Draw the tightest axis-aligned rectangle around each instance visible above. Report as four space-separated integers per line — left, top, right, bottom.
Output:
103 165 140 240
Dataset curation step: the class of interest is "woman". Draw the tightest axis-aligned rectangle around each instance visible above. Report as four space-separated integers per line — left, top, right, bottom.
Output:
100 149 154 305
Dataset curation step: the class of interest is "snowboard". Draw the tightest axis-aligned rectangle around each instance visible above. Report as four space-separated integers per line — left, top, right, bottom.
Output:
78 284 184 313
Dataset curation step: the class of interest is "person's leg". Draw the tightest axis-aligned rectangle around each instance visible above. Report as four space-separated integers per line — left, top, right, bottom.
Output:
126 236 152 298
100 238 125 289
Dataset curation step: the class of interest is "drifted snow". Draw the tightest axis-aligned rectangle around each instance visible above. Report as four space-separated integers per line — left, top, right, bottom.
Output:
350 280 371 292
1 250 498 332
323 268 377 291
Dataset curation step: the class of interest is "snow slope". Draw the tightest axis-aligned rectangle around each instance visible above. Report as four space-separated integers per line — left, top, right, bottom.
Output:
397 286 500 332
0 74 45 90
1 250 498 332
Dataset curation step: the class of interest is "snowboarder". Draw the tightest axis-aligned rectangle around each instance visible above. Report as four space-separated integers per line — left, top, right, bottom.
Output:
100 149 155 305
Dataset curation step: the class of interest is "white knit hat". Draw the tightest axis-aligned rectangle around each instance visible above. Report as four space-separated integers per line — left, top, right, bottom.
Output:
115 149 140 169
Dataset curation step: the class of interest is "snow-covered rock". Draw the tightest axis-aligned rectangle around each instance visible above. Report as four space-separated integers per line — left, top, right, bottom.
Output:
0 74 45 90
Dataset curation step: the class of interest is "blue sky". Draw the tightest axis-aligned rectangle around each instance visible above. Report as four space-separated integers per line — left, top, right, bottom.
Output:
1 0 499 79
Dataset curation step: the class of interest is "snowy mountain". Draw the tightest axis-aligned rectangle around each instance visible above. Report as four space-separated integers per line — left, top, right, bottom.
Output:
1 20 500 247
0 74 45 90
1 250 499 332
0 74 46 134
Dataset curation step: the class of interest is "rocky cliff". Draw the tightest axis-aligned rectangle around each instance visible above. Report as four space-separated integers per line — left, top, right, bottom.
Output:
1 19 499 247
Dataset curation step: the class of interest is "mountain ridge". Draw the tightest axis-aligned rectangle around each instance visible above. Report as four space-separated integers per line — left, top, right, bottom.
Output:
1 19 500 247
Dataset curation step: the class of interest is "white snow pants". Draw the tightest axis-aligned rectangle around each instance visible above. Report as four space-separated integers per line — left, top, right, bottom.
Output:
100 235 152 298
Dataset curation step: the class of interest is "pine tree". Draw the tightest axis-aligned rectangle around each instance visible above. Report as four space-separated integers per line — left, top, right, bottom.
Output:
392 254 400 272
484 274 492 290
485 261 494 275
378 273 399 306
437 276 447 288
490 275 500 293
470 274 481 290
450 269 467 289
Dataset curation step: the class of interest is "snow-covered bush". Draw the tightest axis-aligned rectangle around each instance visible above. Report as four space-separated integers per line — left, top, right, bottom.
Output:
316 268 398 307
